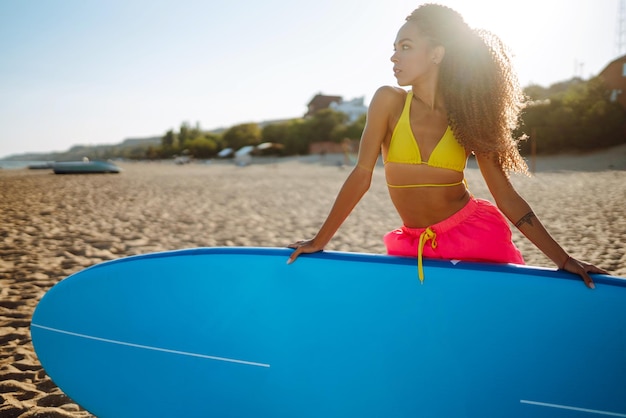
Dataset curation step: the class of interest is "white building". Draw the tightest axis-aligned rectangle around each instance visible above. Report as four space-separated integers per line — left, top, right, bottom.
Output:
329 97 368 122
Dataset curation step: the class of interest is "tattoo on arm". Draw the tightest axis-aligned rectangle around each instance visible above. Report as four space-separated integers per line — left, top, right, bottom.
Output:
515 211 536 228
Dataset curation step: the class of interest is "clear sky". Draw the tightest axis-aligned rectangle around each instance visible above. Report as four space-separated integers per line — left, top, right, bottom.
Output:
0 0 620 158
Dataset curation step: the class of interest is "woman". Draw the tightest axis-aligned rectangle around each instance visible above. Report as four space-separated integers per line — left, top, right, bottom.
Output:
288 4 607 287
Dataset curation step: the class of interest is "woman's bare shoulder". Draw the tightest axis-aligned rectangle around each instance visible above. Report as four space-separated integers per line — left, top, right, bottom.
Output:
372 86 406 102
369 86 407 114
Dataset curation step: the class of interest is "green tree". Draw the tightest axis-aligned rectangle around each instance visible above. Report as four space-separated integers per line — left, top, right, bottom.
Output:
519 77 625 154
343 113 366 141
161 129 176 156
259 111 365 156
178 121 203 150
178 122 191 150
262 123 290 145
525 78 585 101
186 133 221 158
222 123 261 150
146 146 160 160
285 119 310 155
186 138 213 158
304 109 348 144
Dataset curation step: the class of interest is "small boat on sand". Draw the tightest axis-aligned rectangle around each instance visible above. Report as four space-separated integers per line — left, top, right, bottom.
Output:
52 160 121 174
28 162 54 170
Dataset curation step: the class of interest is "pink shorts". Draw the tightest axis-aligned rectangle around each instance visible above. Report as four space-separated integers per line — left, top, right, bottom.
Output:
384 198 525 266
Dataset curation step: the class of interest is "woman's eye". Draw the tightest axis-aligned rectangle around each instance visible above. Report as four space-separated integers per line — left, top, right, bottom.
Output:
393 44 410 52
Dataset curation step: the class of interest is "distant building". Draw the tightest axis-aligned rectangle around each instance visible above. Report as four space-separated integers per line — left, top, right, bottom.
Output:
599 54 626 109
304 93 368 121
305 94 343 118
329 97 368 122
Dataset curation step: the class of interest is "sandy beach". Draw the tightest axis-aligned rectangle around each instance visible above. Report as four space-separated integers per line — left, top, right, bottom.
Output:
1 146 625 417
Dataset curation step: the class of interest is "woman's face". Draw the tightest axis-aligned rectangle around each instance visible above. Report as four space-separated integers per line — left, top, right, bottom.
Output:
391 22 440 86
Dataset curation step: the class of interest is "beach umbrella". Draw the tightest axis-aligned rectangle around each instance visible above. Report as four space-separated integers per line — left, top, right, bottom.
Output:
256 142 284 155
235 145 255 156
256 142 274 150
217 148 233 158
256 142 283 150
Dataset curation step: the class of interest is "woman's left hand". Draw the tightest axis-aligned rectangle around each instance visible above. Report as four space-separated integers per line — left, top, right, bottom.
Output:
561 256 609 289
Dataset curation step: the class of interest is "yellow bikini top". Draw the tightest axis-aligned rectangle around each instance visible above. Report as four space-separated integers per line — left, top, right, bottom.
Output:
385 91 467 175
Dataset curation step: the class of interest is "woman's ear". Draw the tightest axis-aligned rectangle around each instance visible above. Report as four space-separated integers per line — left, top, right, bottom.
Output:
433 45 445 65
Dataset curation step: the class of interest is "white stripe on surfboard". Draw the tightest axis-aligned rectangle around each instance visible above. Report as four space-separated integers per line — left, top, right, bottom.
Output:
521 400 626 417
32 323 270 368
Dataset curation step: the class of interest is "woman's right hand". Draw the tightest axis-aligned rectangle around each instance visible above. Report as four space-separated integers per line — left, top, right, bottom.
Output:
287 239 324 264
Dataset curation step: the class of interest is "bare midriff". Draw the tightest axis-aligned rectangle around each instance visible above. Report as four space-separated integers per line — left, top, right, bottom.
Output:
384 163 470 228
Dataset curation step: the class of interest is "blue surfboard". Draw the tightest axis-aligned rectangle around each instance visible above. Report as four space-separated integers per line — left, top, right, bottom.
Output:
31 247 626 418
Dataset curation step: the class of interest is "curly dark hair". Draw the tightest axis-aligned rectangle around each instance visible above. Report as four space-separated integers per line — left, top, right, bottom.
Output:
406 4 528 174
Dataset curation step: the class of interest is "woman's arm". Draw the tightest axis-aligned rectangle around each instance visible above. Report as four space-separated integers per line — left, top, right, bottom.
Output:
287 86 398 263
476 153 608 288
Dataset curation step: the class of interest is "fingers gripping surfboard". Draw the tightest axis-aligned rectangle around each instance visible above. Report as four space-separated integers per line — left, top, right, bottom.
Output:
31 247 626 418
